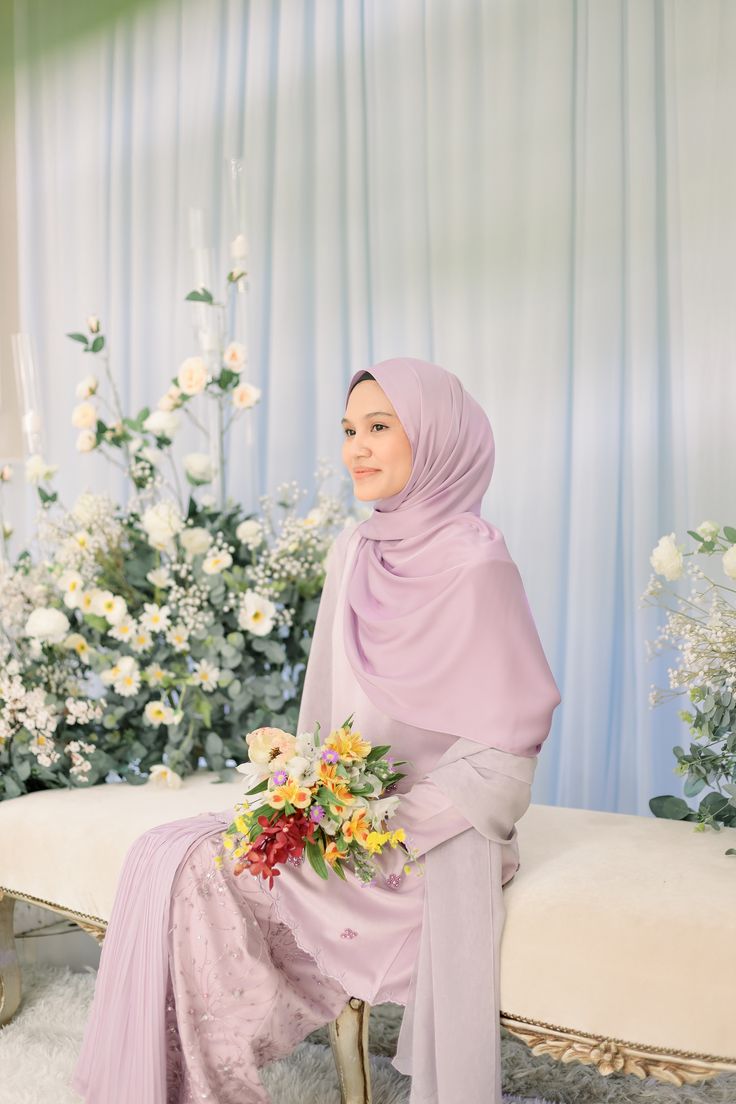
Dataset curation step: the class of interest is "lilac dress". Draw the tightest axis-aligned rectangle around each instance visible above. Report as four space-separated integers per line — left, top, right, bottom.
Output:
70 527 473 1104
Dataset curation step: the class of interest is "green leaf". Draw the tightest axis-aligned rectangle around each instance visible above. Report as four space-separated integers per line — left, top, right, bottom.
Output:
205 731 222 757
648 794 694 820
67 331 90 345
90 335 105 353
185 287 214 304
305 840 329 880
723 526 736 543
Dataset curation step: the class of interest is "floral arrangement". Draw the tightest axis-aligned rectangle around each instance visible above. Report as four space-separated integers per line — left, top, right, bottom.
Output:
1 235 361 802
217 718 423 888
641 521 736 859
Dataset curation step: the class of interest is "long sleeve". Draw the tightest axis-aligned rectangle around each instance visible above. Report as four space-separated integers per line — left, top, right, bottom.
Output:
391 776 473 858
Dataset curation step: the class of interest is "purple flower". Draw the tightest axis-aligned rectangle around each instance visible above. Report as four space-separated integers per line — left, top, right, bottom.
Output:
309 805 325 822
321 747 339 764
272 769 288 786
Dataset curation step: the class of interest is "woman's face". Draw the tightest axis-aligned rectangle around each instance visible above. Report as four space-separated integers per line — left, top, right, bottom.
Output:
341 379 413 502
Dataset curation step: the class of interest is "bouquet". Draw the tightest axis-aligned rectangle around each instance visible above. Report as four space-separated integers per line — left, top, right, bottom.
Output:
216 717 423 887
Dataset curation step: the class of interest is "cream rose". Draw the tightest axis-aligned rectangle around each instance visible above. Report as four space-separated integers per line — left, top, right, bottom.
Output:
25 454 58 484
177 356 209 396
179 527 213 556
236 518 263 548
141 501 184 551
183 452 215 484
649 533 684 581
232 382 262 410
223 342 247 372
76 429 96 453
75 374 98 400
722 545 736 580
143 409 181 438
71 401 97 429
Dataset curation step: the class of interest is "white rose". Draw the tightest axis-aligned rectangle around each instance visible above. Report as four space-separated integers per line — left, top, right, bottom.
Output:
0 464 12 482
696 520 719 542
87 315 100 334
25 454 58 484
723 545 736 580
76 429 96 453
183 452 215 484
143 410 181 438
236 519 263 548
222 342 247 373
232 382 262 410
649 533 684 581
238 590 276 636
177 356 209 396
230 233 248 261
179 527 213 556
75 374 98 400
141 501 184 551
71 401 97 429
24 607 70 644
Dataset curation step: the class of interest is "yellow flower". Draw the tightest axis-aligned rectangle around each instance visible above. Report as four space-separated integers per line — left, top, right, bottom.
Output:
222 834 235 850
324 727 372 763
268 776 312 810
234 815 249 833
389 828 406 847
214 855 224 867
342 809 371 846
324 841 349 867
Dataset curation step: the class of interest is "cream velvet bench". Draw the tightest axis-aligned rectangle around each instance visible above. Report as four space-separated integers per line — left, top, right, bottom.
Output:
1 773 735 1104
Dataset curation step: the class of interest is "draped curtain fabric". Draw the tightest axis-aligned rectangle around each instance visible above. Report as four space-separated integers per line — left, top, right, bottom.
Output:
8 0 736 814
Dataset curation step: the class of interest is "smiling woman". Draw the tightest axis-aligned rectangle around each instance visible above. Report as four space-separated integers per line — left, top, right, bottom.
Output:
340 372 414 502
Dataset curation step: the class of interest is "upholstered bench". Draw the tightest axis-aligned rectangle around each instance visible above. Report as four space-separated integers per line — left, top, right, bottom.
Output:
1 773 735 1104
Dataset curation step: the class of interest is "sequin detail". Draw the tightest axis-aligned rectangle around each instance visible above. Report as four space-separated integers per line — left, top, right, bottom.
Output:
340 928 359 939
385 873 403 889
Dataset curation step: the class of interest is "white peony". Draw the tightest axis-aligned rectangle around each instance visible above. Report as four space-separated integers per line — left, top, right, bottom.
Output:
236 518 262 548
75 374 98 400
147 763 183 788
202 549 233 575
180 527 213 556
223 342 247 372
24 607 70 643
177 356 209 396
183 453 215 484
232 382 262 410
71 401 97 429
76 429 96 453
238 590 276 636
141 501 184 551
143 409 181 438
696 520 719 542
25 454 58 484
649 533 684 581
723 545 736 580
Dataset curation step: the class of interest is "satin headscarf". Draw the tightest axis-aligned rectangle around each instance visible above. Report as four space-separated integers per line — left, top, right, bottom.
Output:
342 357 561 756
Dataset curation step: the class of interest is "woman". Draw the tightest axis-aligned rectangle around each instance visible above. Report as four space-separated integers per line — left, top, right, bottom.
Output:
71 356 561 1104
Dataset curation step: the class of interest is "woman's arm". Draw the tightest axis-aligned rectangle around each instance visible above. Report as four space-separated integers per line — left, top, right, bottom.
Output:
390 775 473 857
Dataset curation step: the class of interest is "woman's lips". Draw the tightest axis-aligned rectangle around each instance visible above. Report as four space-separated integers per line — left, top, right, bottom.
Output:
354 468 380 479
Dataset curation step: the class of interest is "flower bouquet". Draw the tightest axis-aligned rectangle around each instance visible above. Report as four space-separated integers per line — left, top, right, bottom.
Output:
217 717 423 887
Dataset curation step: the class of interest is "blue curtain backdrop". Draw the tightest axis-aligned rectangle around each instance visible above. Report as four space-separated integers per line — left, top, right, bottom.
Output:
6 0 736 816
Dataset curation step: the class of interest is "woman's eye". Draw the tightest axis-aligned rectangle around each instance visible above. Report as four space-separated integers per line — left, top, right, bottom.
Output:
343 424 386 437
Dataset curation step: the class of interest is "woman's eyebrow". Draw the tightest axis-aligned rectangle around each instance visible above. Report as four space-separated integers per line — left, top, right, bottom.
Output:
340 411 395 425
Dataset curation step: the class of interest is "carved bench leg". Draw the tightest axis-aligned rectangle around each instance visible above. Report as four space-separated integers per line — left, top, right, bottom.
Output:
0 891 21 1027
328 997 372 1104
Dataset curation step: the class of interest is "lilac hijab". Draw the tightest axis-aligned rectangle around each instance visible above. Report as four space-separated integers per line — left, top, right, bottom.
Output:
343 357 561 756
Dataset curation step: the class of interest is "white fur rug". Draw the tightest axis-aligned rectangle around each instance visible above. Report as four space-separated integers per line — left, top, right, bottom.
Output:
2 964 735 1104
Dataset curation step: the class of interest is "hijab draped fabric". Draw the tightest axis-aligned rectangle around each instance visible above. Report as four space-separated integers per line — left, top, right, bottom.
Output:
343 357 561 756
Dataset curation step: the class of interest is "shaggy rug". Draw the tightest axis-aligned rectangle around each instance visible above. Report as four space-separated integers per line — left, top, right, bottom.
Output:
1 964 735 1104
